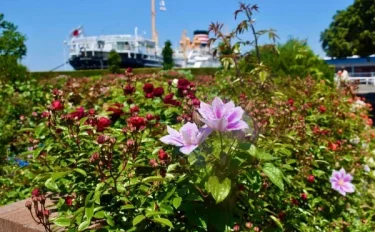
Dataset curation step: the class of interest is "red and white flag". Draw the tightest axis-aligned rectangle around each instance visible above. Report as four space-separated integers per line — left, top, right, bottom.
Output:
70 26 84 38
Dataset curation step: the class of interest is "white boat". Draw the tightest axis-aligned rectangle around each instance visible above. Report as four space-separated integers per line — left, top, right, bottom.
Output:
174 30 221 68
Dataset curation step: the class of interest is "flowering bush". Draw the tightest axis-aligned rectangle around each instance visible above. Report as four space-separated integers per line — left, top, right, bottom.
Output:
0 67 367 232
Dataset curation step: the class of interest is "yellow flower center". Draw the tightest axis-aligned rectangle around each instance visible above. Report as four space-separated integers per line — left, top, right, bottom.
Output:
338 179 345 186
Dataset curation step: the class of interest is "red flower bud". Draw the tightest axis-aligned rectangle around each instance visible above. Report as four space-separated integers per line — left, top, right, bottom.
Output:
90 152 100 163
44 209 50 217
130 105 140 114
88 108 96 115
192 99 200 107
318 105 326 113
307 175 315 183
145 93 154 98
32 188 40 197
65 196 73 206
146 113 154 121
128 117 146 130
39 195 46 204
153 87 164 97
328 142 338 151
288 98 294 106
123 84 135 95
126 139 135 148
245 222 253 229
97 117 111 132
25 201 32 210
143 83 154 93
158 149 169 163
51 100 64 111
97 135 108 144
149 159 158 168
41 111 50 118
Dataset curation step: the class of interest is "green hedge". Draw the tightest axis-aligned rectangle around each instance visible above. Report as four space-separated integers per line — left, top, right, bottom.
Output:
30 67 219 79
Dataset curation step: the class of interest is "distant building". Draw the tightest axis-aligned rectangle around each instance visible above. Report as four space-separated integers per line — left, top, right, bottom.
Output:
324 55 375 76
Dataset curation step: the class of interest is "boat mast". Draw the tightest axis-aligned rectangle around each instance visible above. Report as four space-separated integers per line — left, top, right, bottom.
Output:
151 0 158 50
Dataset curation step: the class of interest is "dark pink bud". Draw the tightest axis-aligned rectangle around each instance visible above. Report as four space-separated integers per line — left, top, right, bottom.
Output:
51 100 64 111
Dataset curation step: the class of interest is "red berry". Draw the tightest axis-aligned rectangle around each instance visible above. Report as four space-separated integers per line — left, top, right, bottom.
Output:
233 224 240 231
301 193 308 200
307 175 315 183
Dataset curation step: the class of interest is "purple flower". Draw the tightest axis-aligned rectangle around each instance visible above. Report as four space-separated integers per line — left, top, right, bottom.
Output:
330 168 355 196
198 97 249 132
160 122 212 155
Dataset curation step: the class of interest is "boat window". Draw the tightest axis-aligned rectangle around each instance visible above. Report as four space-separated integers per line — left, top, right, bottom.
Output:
117 42 126 51
97 40 105 49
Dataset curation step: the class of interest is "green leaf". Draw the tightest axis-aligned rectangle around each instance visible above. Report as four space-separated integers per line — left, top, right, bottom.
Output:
45 178 58 191
85 192 95 222
142 176 165 183
35 123 47 137
74 168 87 177
262 163 284 191
79 117 88 126
259 70 268 83
249 145 257 156
270 215 283 230
256 150 277 161
145 211 170 217
153 218 174 228
53 217 71 227
207 176 231 204
78 220 90 231
94 183 105 205
172 197 182 209
121 204 135 210
133 215 146 226
163 187 176 202
85 201 94 222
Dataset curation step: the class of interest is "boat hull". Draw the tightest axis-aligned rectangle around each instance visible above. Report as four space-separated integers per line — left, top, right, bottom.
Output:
69 51 162 70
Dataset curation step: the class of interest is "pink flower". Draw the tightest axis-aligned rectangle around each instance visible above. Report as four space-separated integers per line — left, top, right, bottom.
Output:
51 100 64 111
330 168 355 196
198 97 249 132
160 122 212 155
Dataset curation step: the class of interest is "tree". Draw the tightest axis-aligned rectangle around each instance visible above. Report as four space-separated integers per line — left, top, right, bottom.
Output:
0 13 27 59
108 49 121 74
0 13 28 82
240 38 334 80
320 0 375 58
162 40 174 70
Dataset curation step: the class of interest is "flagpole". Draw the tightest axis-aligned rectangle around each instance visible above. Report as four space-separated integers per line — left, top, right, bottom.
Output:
63 40 67 71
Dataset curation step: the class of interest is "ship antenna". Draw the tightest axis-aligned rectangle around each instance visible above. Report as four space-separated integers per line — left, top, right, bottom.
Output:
151 0 157 50
151 0 166 52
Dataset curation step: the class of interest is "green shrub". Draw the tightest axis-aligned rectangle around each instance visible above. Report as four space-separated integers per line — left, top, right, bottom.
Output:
0 56 29 82
240 39 334 80
108 49 121 74
162 40 174 70
30 67 218 79
3 70 372 231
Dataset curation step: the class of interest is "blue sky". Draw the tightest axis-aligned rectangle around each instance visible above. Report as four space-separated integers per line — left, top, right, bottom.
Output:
2 0 353 71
